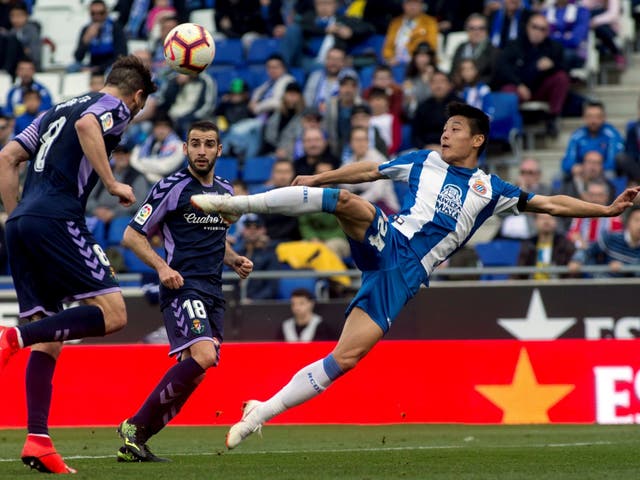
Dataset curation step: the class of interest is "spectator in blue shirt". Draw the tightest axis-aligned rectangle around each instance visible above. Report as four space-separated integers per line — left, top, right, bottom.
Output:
561 100 624 179
13 88 40 135
543 0 590 69
4 58 53 117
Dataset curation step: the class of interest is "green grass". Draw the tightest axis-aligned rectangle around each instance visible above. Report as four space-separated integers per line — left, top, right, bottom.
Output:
0 425 639 479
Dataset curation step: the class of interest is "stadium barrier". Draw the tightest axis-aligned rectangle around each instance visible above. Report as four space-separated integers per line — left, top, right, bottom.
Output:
2 339 640 427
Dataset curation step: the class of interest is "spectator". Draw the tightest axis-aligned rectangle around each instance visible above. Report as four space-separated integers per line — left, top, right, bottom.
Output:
294 125 340 176
561 100 624 179
235 213 281 301
13 88 39 135
558 149 616 203
303 46 346 113
368 87 401 155
129 112 185 184
216 78 252 136
340 126 399 214
150 14 179 86
488 0 532 48
0 114 14 149
4 58 52 117
118 0 153 39
215 0 272 50
492 13 570 138
349 103 388 157
569 206 640 277
516 213 576 280
411 69 462 149
382 0 438 66
276 288 337 342
264 81 306 159
543 0 590 69
71 0 128 74
0 20 25 77
9 2 41 71
619 97 640 181
323 68 363 159
292 107 326 161
402 41 436 120
145 0 177 43
261 158 301 243
582 0 625 70
450 13 498 86
454 58 491 113
425 0 484 34
362 64 404 119
362 0 403 35
157 70 218 137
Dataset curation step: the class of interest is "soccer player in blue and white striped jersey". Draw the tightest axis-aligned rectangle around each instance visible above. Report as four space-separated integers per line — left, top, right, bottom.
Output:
191 102 640 450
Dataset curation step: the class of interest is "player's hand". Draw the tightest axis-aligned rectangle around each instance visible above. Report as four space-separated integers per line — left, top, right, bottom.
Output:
108 181 136 207
232 256 253 279
159 265 184 289
607 186 640 216
291 175 318 187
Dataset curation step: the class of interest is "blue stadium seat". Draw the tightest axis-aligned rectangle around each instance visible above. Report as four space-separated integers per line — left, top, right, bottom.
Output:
208 65 238 95
242 156 276 184
246 38 281 64
213 38 244 66
107 217 130 247
278 276 318 300
215 156 239 182
399 124 414 152
242 64 269 89
358 65 376 90
612 176 628 196
348 34 385 63
289 66 306 87
487 92 523 155
123 247 156 274
474 239 522 281
391 63 407 84
89 218 107 248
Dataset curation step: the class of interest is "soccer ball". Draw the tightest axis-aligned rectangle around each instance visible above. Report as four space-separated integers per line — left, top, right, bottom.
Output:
163 23 215 75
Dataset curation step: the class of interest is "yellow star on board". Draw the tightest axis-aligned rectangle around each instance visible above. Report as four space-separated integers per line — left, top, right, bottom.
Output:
475 348 575 424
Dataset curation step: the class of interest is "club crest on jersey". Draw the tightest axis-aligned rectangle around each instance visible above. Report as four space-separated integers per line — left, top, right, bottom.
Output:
435 184 463 220
100 112 113 132
134 203 153 225
472 180 488 195
191 319 205 334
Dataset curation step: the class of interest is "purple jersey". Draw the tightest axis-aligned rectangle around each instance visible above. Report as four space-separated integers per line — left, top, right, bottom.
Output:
12 92 130 220
129 168 233 307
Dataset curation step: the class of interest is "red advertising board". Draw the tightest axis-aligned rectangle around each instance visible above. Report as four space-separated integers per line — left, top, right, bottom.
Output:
1 340 640 427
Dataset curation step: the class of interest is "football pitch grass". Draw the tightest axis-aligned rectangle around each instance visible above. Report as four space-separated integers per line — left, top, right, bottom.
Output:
0 424 638 479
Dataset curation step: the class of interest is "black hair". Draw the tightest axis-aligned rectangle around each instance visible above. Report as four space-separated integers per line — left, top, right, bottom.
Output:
446 102 490 156
291 288 314 301
105 55 156 97
187 120 219 140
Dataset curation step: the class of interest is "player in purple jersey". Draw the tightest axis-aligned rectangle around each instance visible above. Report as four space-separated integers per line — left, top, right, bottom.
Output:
191 103 640 450
116 120 254 462
0 56 156 474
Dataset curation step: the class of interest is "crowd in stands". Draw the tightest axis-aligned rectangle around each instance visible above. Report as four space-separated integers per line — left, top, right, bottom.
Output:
0 0 639 295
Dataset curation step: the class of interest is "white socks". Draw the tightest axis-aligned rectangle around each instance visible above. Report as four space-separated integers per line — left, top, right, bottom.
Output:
234 187 329 215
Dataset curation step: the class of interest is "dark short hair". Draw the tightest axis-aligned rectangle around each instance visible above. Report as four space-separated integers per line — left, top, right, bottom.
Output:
22 89 41 99
105 55 156 97
624 205 640 224
187 120 219 140
584 99 605 112
368 87 388 100
291 288 314 301
266 53 286 66
446 102 490 156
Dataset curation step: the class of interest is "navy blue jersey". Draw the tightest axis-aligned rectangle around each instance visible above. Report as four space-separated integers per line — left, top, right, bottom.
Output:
12 92 131 220
129 168 233 307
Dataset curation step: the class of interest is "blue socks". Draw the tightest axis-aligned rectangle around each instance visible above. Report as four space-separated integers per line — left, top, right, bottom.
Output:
18 306 105 347
26 351 56 435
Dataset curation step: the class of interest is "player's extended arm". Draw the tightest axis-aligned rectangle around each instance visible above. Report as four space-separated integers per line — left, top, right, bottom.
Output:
75 114 136 206
0 141 31 214
122 226 184 289
525 186 640 217
292 160 384 187
224 240 253 279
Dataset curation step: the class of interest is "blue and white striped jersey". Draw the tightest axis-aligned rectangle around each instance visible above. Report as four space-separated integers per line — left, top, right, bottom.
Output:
380 150 534 275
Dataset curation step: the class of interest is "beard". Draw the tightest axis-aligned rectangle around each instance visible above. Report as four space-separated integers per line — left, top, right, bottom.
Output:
188 157 215 176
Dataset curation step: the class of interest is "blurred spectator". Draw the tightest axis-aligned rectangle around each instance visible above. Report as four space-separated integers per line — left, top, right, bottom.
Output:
567 179 623 250
13 87 38 135
86 144 149 232
425 0 484 34
324 68 363 158
450 13 498 86
349 103 387 156
454 58 491 112
157 71 217 137
294 125 340 176
129 112 185 184
151 14 179 85
382 0 438 66
89 72 105 92
146 0 177 43
516 213 576 280
223 54 294 160
581 0 625 70
362 64 404 118
557 150 616 203
235 213 281 301
264 81 306 159
281 0 374 70
411 69 462 149
4 58 52 117
561 100 624 179
292 106 325 161
215 0 273 50
543 0 590 69
492 13 570 137
569 207 640 277
0 26 24 77
303 46 346 112
362 0 403 34
71 0 128 74
402 41 436 119
9 2 40 71
488 0 532 48
340 126 399 214
620 97 640 181
276 288 337 342
0 114 14 149
117 0 152 39
216 78 252 135
368 87 401 155
261 158 301 243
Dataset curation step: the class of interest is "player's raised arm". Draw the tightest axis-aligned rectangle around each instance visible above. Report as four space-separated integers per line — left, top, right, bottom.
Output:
525 186 640 217
292 160 383 187
0 141 31 214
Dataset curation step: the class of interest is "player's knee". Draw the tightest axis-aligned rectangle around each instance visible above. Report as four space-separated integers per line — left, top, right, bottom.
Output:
331 351 362 373
191 350 217 370
103 305 127 333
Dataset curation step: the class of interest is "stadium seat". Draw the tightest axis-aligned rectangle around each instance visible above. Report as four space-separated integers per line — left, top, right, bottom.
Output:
348 34 385 63
61 71 90 100
33 72 62 104
612 176 628 196
212 38 244 67
487 92 523 159
474 239 522 281
289 66 306 87
189 8 216 36
242 64 269 90
242 156 276 184
215 156 239 182
107 217 131 247
358 65 376 90
208 65 238 95
277 276 318 300
89 218 108 249
399 124 414 152
391 63 406 84
246 38 281 64
0 71 12 110
123 247 155 274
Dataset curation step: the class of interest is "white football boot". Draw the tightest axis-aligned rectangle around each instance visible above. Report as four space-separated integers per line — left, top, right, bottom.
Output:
225 400 264 449
190 193 241 223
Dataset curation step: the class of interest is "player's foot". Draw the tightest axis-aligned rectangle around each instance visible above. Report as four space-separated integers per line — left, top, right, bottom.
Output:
117 419 169 462
225 400 264 449
190 193 241 223
21 434 77 474
0 326 20 372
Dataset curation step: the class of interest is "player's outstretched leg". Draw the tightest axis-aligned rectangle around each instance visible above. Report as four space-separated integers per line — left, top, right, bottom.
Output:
191 186 340 220
0 325 21 371
21 434 77 474
225 400 264 449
